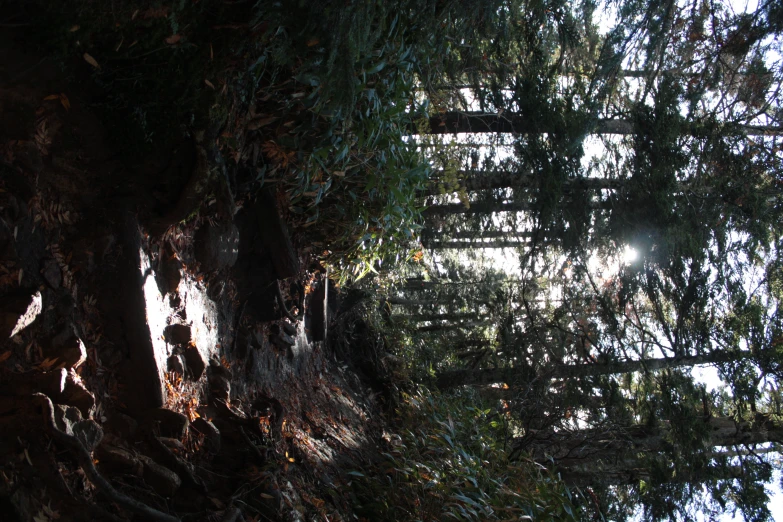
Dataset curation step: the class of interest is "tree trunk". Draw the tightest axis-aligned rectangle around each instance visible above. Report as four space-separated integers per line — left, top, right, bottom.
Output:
477 387 627 408
426 239 543 249
524 416 783 464
560 464 745 488
384 297 443 306
417 320 491 332
459 339 491 348
522 415 782 486
436 351 752 388
448 230 534 240
402 280 476 290
425 171 625 196
402 278 528 287
423 198 613 217
409 111 783 137
401 311 486 322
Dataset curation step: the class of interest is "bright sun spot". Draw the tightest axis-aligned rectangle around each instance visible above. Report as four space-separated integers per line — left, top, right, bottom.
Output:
622 246 638 264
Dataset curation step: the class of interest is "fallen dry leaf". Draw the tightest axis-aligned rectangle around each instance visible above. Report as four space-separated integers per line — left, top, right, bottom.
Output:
59 93 70 111
165 34 181 45
0 351 12 363
204 79 215 89
39 357 59 370
83 53 100 69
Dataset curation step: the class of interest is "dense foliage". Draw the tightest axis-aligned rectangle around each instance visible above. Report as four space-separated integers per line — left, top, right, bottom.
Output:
19 0 783 519
350 387 585 521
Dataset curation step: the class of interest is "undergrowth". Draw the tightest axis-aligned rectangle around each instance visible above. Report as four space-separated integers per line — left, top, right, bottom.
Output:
331 298 586 520
349 387 585 521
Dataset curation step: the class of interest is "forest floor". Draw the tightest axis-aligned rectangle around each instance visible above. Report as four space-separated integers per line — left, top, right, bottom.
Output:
0 16 396 522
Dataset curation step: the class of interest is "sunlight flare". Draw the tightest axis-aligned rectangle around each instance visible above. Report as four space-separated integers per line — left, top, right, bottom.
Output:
622 246 638 264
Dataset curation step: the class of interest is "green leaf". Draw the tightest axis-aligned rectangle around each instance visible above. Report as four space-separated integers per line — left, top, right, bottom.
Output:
366 60 386 75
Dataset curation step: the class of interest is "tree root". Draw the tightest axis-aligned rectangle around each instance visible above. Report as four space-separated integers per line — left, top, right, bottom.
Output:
33 394 181 522
146 433 207 494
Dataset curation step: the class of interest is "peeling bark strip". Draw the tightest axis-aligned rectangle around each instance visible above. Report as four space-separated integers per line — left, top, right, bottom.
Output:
410 111 783 137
